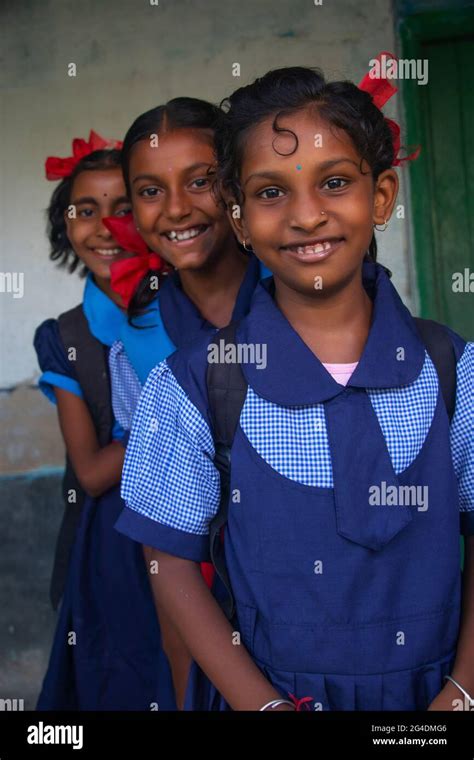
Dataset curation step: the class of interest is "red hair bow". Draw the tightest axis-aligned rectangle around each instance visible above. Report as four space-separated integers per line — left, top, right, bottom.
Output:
45 130 123 180
103 214 168 308
358 52 420 166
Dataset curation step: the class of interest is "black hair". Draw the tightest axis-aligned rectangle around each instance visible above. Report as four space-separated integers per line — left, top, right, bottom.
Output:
47 148 123 276
215 66 399 265
122 97 223 323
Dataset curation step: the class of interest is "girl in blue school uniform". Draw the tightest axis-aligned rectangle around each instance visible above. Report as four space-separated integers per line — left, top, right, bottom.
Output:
102 98 270 706
116 64 474 712
33 132 176 710
105 97 270 426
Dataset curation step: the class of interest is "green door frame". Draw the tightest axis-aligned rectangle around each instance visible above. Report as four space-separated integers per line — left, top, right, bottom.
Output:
399 8 474 320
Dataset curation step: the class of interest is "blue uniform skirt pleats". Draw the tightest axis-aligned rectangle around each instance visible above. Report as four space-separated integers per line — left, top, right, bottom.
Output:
37 486 176 711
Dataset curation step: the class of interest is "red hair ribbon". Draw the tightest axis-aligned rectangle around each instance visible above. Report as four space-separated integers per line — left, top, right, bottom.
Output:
358 52 420 166
45 130 123 180
103 214 168 308
288 693 314 711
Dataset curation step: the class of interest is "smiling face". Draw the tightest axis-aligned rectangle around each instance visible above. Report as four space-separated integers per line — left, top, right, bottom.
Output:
231 107 398 298
65 168 132 280
129 128 235 271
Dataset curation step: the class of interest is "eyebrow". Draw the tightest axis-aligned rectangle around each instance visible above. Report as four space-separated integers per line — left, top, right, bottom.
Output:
243 158 361 186
132 162 215 185
72 196 130 205
72 196 99 205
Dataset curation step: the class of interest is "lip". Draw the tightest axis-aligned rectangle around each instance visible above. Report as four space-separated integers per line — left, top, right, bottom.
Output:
160 223 210 247
90 247 129 260
280 237 344 264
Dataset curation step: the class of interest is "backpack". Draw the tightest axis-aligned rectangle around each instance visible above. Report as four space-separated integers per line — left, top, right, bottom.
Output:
206 317 457 621
49 305 113 610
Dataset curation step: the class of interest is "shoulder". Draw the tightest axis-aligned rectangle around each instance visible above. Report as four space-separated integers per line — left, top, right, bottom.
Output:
164 331 217 426
33 316 79 380
33 318 63 362
442 324 469 362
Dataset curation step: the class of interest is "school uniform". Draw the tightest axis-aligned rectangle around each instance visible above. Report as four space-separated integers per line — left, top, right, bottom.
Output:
116 261 473 711
108 252 271 424
34 273 176 710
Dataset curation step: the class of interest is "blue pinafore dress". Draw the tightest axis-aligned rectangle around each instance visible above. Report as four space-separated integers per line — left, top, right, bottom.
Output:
116 262 473 711
35 255 267 710
34 273 177 710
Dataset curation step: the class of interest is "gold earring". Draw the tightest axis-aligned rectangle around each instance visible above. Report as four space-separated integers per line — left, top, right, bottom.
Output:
242 238 253 252
374 218 388 232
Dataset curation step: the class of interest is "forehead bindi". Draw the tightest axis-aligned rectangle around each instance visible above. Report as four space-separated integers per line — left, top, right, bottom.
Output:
241 111 359 178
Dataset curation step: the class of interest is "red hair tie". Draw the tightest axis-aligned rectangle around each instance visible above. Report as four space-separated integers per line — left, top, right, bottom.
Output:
358 52 420 166
45 130 123 180
103 214 169 308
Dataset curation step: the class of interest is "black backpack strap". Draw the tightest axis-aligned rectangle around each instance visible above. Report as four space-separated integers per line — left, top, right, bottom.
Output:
50 305 113 609
414 317 457 421
58 305 113 445
206 323 248 621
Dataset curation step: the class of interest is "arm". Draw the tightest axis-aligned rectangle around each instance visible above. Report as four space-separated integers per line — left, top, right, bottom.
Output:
55 386 125 498
142 544 192 710
148 548 293 711
428 535 474 710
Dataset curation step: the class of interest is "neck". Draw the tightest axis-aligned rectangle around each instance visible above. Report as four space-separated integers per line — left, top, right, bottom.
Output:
274 269 373 363
92 273 126 310
178 234 249 327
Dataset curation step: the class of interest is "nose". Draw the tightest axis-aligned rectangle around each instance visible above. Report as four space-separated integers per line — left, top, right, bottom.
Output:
162 186 192 223
96 218 114 239
287 190 328 232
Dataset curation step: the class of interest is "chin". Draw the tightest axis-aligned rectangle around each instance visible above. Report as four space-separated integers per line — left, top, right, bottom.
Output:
174 250 214 271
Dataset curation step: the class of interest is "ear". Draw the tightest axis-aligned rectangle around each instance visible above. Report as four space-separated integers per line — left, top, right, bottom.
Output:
373 169 399 226
223 195 250 246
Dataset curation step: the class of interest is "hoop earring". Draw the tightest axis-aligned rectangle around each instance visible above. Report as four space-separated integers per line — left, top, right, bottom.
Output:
242 239 253 252
374 219 388 232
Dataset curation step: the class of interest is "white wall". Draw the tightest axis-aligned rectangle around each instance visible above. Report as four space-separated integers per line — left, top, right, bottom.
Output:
1 0 414 469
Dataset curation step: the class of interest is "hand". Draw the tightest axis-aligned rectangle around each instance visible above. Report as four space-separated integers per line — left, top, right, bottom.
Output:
427 679 466 711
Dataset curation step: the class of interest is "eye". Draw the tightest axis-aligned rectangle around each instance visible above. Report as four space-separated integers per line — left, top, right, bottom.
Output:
78 208 95 218
257 187 284 200
138 187 160 198
190 177 211 190
323 177 349 191
115 206 132 217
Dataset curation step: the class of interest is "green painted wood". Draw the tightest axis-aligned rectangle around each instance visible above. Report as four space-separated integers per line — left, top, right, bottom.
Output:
400 11 474 339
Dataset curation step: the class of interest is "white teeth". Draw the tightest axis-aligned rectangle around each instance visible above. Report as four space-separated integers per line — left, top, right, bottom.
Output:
96 249 121 255
167 226 203 242
294 241 334 256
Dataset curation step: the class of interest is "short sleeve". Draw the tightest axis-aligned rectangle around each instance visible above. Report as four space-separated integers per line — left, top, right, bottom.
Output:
115 359 220 561
108 340 142 431
33 319 83 404
450 342 474 534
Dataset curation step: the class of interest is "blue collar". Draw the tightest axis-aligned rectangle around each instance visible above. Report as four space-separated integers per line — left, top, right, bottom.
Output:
159 252 266 348
82 273 127 347
237 261 426 405
119 253 268 384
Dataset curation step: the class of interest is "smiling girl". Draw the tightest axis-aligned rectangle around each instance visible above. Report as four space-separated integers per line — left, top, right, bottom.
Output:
117 67 474 711
34 134 175 710
106 98 271 707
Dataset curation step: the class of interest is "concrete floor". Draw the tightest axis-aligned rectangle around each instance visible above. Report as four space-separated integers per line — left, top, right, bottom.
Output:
0 472 61 710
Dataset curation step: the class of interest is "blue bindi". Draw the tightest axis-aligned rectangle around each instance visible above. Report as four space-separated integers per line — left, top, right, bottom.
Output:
296 164 302 171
